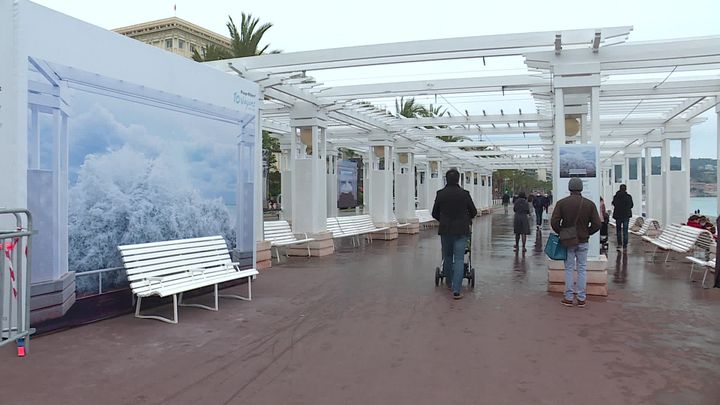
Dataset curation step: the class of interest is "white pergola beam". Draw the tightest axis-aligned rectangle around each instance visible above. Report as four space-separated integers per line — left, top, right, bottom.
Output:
318 76 548 99
212 27 631 73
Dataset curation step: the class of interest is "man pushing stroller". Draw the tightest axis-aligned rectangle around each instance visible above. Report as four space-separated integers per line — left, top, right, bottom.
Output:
432 169 478 300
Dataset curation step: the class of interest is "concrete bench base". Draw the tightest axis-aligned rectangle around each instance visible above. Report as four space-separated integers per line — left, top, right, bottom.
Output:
256 241 272 270
370 225 398 241
398 223 420 234
287 231 335 257
547 257 608 297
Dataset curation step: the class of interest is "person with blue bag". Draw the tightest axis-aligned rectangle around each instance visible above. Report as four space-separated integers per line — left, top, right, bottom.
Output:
550 178 602 308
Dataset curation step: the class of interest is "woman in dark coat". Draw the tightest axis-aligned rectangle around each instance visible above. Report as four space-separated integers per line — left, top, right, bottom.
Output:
513 191 531 252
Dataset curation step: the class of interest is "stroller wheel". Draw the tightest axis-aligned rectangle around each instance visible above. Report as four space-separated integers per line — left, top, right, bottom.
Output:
434 267 440 286
470 268 476 288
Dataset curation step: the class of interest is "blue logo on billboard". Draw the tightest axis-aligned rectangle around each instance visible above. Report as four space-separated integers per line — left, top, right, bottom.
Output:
233 90 257 108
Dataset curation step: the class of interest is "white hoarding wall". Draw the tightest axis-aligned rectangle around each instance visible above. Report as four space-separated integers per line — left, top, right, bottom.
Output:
3 1 259 295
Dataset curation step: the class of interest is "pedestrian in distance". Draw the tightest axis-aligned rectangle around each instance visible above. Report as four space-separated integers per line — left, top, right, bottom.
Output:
502 192 511 214
533 192 546 229
513 191 531 253
551 178 602 308
611 184 634 252
432 169 478 300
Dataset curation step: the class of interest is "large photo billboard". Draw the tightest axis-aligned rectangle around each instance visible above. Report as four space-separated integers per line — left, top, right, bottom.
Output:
337 159 358 209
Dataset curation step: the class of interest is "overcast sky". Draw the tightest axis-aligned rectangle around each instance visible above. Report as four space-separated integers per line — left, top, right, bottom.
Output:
33 0 719 158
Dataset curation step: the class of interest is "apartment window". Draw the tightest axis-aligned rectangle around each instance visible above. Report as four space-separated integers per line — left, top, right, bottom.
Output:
190 44 196 53
165 38 173 48
178 39 185 49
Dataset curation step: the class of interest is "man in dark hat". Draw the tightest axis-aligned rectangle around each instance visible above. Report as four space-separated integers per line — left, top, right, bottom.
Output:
551 178 602 308
432 168 478 300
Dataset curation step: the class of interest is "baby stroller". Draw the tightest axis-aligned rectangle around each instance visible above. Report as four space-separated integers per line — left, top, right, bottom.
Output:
600 211 609 251
434 234 475 288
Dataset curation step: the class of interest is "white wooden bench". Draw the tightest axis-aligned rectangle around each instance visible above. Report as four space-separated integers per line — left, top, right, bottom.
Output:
118 236 258 324
327 217 361 247
642 223 681 261
686 256 716 288
643 224 713 262
263 220 314 262
336 214 389 243
630 217 661 236
415 209 436 229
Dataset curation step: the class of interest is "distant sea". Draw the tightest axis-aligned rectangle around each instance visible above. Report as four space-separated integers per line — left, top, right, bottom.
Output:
689 197 718 217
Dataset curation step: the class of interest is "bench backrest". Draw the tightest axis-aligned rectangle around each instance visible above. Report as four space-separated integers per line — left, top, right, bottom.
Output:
264 220 299 244
119 236 232 295
673 226 712 251
656 224 682 244
692 228 716 252
337 214 378 233
326 217 345 236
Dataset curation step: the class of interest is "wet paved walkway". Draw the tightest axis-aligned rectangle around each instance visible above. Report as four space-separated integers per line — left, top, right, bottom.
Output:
2 213 719 404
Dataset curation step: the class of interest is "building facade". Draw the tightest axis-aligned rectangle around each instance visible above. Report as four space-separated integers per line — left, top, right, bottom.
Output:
113 17 231 59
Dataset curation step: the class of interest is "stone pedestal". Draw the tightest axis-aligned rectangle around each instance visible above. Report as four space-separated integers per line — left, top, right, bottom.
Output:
547 256 608 296
30 271 76 324
371 224 399 240
397 218 420 234
287 231 335 257
256 241 272 270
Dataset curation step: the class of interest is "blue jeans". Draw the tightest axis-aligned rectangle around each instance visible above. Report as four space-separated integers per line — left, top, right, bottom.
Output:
616 218 630 248
441 235 467 294
535 208 544 226
564 242 589 301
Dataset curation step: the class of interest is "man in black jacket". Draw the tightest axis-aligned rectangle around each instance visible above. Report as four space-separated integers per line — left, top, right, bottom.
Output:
611 184 634 252
432 169 478 299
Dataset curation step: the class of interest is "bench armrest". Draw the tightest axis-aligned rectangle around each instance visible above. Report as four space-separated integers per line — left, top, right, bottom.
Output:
147 276 164 289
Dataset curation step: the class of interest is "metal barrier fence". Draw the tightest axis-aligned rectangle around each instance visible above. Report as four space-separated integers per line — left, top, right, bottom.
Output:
0 209 35 357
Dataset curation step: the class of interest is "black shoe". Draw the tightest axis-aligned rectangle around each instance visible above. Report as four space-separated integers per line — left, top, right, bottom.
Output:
453 292 463 300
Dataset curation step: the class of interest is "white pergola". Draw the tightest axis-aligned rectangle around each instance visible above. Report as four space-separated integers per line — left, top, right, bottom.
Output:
206 27 720 245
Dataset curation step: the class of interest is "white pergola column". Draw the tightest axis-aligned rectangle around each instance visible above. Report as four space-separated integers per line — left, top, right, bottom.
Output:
427 156 443 198
679 137 691 220
643 147 652 218
326 146 339 218
416 161 430 210
552 88 565 203
476 172 483 209
395 143 419 233
279 137 293 221
395 143 417 223
661 138 672 226
289 102 329 235
480 174 489 212
646 145 664 222
463 168 475 205
488 174 494 209
368 133 395 226
601 165 612 207
625 151 642 216
362 158 370 214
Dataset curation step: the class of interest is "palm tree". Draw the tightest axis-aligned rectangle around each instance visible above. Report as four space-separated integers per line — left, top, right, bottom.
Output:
395 97 427 118
421 103 466 142
193 13 279 61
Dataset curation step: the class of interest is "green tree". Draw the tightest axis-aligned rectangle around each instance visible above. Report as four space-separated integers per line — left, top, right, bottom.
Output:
193 13 279 61
395 97 428 118
492 169 551 197
262 131 280 168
